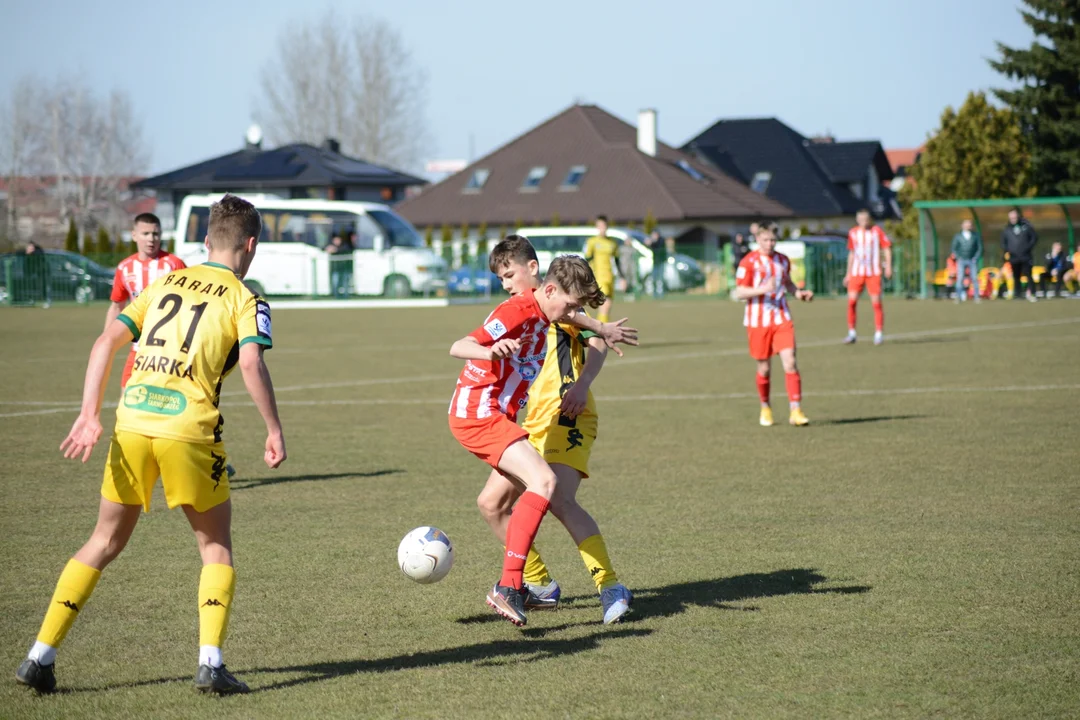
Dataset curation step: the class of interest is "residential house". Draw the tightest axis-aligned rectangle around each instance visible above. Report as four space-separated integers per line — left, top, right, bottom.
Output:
394 104 791 245
682 118 898 233
133 131 427 231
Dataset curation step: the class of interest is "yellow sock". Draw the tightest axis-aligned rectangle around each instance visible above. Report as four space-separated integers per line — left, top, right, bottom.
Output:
198 564 235 648
578 534 618 592
597 312 610 324
37 559 101 647
522 545 552 586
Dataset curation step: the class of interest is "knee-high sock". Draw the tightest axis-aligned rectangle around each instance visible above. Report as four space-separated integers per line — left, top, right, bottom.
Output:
36 559 101 649
578 534 618 592
872 301 884 332
756 374 770 404
198 564 236 650
522 545 551 586
501 492 550 589
785 372 802 406
847 297 858 331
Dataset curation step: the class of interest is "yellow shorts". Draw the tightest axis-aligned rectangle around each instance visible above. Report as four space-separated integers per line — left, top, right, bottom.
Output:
527 414 597 478
101 430 231 512
596 277 615 299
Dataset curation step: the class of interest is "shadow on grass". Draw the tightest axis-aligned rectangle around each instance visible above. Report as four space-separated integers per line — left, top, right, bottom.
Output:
625 568 871 619
816 414 925 426
231 469 403 490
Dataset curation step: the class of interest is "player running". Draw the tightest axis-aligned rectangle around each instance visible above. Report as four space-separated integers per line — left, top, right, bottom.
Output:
475 236 633 624
843 209 892 346
734 222 813 427
448 254 609 626
584 215 619 323
16 195 285 696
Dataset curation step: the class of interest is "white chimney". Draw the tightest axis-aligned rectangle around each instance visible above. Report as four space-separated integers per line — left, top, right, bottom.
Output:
637 109 657 157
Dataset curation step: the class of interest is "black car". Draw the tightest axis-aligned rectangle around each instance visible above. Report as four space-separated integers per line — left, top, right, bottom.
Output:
0 249 115 304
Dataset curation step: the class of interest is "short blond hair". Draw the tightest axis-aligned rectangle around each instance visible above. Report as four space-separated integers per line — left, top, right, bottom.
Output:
544 255 605 308
208 194 261 251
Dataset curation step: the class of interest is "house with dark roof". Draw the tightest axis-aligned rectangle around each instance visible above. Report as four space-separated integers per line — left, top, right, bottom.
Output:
682 118 898 231
394 105 791 242
133 131 426 231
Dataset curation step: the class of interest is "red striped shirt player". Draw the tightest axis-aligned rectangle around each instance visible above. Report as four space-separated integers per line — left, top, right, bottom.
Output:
734 222 813 427
448 255 606 626
844 209 892 346
105 213 186 386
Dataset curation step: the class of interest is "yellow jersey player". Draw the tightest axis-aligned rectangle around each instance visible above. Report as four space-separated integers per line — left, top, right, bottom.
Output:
583 214 619 323
476 236 633 624
16 195 285 696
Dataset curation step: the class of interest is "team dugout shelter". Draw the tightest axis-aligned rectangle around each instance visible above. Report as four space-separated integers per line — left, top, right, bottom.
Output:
914 197 1080 299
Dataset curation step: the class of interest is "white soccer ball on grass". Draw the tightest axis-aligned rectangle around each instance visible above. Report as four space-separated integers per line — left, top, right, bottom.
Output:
397 526 454 584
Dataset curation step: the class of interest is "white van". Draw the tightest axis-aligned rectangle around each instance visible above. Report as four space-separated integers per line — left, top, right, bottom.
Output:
174 195 447 297
517 226 705 293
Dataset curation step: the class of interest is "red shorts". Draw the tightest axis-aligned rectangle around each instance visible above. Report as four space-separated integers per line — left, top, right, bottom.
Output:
120 348 138 388
847 275 883 296
449 413 529 469
747 321 796 361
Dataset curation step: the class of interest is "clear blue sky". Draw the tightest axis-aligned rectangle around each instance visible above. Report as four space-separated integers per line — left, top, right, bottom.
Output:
1 0 1033 176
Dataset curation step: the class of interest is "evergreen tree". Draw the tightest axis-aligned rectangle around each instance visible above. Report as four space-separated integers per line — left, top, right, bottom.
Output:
643 209 657 235
990 0 1080 195
890 91 1033 241
95 226 112 255
64 218 79 254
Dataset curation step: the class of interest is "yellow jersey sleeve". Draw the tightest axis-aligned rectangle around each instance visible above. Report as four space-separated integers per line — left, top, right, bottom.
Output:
584 237 595 261
117 282 156 340
239 294 273 349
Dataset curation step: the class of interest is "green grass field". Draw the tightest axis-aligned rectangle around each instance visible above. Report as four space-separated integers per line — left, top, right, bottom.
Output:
1 296 1078 719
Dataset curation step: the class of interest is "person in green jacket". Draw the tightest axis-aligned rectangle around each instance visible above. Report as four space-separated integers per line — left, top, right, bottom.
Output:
950 219 982 302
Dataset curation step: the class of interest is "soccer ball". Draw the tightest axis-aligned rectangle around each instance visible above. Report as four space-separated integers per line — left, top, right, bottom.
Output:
397 526 454 584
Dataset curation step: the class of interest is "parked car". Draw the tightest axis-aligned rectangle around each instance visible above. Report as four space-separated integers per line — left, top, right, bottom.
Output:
0 249 115 304
447 265 499 294
516 226 706 292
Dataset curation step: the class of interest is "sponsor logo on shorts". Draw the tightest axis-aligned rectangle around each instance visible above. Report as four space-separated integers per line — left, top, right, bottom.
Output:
123 384 187 415
210 451 227 491
484 319 507 340
566 428 584 451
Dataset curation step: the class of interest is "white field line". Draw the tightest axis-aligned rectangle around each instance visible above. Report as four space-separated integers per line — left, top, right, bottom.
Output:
2 316 1077 418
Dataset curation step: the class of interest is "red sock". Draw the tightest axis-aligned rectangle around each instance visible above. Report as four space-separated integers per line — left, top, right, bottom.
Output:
785 371 802 404
756 374 770 404
872 301 884 332
501 491 550 589
847 297 857 331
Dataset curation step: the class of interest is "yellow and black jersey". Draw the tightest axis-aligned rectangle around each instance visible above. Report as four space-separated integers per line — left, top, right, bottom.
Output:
115 262 272 444
583 235 618 280
522 322 598 435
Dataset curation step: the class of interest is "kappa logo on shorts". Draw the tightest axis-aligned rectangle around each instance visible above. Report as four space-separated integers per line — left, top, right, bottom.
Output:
209 451 227 491
566 428 584 451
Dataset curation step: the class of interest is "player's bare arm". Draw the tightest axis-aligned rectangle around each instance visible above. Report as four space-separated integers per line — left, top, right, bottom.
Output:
239 342 287 469
563 313 639 356
844 253 855 286
60 321 134 463
449 335 522 361
883 247 893 279
560 336 608 419
784 277 813 302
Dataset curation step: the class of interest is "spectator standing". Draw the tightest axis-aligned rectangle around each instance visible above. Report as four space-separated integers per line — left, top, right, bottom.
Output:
326 233 355 298
645 229 667 298
950 219 982 303
1001 208 1038 302
732 232 750 270
25 241 51 309
617 237 637 299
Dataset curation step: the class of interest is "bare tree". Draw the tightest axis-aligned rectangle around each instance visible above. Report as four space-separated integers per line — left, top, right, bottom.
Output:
41 77 150 243
0 77 45 241
255 11 430 172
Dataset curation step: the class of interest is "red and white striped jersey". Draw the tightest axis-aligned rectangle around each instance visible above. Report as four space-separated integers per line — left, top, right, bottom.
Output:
847 225 891 277
111 252 186 348
736 250 793 328
111 252 186 304
449 291 551 421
